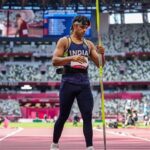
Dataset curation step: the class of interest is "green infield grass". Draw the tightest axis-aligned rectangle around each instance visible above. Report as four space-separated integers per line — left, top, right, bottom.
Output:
0 121 150 128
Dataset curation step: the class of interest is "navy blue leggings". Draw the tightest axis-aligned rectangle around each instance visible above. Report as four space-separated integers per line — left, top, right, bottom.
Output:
53 81 94 147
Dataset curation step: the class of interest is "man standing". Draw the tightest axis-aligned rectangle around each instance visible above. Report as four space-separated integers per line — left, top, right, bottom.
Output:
51 16 105 150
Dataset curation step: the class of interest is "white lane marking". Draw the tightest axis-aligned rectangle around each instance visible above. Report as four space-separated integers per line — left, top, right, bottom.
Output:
94 128 150 142
0 127 24 142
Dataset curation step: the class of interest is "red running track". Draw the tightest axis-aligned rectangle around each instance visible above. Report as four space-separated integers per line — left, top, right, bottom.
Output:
0 127 150 150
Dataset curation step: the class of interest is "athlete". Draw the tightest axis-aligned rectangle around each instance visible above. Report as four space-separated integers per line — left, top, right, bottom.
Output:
50 16 105 150
15 14 28 37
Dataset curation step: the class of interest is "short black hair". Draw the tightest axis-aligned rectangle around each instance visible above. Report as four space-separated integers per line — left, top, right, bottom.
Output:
70 15 90 33
16 14 21 18
72 15 90 26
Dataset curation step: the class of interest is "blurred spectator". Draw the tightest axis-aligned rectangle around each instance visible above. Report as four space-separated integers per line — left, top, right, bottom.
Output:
132 110 138 125
44 114 49 123
124 37 130 47
3 117 9 128
73 114 80 126
0 116 4 125
144 114 150 126
0 21 6 36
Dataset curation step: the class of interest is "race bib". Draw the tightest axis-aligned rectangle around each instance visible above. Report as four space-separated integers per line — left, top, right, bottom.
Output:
71 57 88 69
23 29 28 35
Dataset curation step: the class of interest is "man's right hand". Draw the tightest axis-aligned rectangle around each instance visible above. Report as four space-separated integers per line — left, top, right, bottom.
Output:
71 55 87 64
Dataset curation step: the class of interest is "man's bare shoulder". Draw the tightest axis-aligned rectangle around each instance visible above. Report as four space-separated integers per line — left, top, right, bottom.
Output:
58 36 68 43
57 36 69 49
85 39 95 50
86 39 94 45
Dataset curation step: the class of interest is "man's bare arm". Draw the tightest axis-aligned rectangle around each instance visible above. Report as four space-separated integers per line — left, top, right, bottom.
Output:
88 40 105 68
15 20 22 36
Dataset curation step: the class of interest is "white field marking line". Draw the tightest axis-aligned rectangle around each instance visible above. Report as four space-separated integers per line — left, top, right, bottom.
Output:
0 127 24 142
94 128 150 142
19 135 50 137
12 135 81 137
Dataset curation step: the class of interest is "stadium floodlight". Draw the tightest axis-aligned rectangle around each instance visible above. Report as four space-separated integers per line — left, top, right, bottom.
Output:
21 84 32 90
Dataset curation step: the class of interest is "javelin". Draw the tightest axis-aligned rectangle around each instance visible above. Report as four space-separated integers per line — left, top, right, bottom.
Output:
96 0 107 150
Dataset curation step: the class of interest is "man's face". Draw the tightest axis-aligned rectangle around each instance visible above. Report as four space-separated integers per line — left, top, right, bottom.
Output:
16 16 19 21
74 23 89 36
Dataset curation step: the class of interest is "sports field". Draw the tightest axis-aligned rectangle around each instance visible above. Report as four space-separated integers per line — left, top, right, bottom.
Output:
0 122 150 150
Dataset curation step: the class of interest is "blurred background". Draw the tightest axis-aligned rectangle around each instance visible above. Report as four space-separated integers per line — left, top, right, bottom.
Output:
0 0 150 127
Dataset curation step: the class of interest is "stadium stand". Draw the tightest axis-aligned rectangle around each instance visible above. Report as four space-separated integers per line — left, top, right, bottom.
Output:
0 1 150 124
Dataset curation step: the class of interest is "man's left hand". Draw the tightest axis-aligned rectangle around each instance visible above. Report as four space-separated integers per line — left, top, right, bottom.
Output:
96 45 105 55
